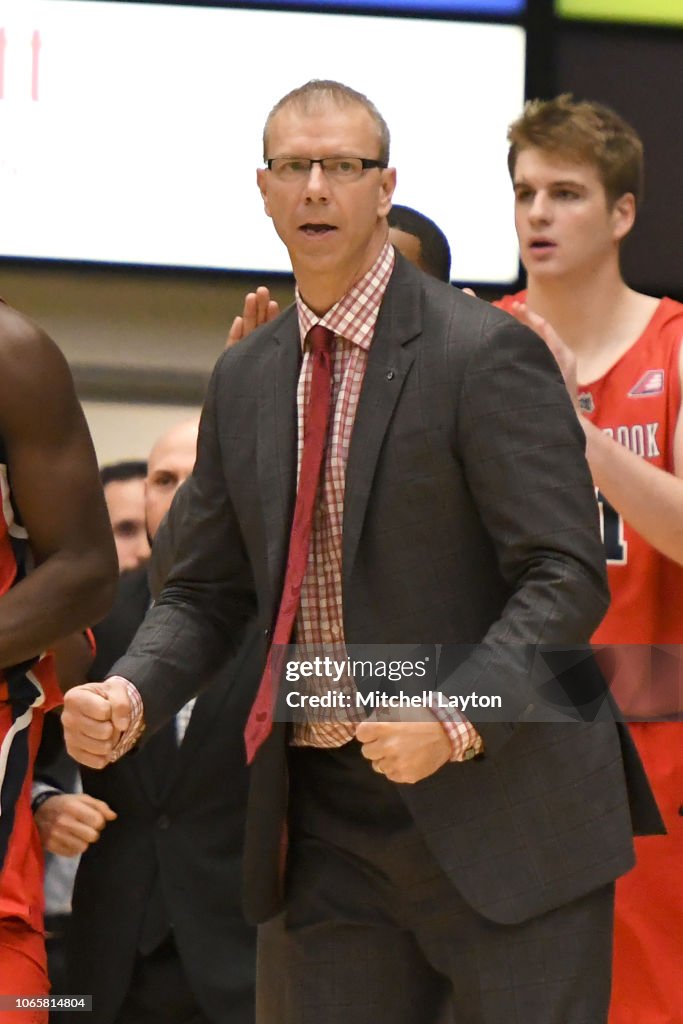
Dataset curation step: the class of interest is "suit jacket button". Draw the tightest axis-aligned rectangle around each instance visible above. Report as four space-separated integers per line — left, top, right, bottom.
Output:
157 814 171 830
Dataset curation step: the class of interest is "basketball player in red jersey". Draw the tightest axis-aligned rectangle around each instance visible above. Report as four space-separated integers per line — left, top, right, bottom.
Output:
498 95 683 1024
0 298 117 1020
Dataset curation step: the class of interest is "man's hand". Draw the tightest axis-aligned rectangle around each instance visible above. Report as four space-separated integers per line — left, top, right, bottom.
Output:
35 793 116 857
356 710 451 784
62 679 133 769
226 287 280 348
509 301 580 408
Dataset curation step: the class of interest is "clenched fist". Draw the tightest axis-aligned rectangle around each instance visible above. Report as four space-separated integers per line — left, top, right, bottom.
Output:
35 793 117 857
62 678 134 769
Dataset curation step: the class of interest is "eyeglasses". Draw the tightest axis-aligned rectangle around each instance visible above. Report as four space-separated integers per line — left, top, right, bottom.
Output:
266 157 387 182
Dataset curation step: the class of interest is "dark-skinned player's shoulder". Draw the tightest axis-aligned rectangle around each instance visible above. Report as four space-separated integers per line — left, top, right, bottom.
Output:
0 302 76 418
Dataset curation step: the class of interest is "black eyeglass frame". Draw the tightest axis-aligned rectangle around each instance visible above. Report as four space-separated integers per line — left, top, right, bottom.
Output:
265 157 388 173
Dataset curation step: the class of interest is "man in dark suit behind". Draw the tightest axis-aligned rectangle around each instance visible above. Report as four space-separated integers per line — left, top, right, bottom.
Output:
63 81 661 1023
67 419 257 1024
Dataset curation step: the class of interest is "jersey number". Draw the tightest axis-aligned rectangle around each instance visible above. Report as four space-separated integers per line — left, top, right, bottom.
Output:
596 490 628 565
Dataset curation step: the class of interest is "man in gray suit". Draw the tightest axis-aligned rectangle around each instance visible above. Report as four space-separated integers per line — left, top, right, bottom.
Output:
62 80 661 1024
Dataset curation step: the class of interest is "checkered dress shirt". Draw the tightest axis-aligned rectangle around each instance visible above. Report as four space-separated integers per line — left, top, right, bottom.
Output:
290 241 481 761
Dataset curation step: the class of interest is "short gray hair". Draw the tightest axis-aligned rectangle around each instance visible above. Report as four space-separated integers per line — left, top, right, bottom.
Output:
263 80 390 165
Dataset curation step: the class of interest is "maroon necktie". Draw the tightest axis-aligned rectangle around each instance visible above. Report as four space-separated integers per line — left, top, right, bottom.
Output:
244 324 334 763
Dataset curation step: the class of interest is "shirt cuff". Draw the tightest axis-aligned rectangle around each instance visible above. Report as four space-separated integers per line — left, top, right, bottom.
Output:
31 781 63 814
429 694 484 762
103 677 145 762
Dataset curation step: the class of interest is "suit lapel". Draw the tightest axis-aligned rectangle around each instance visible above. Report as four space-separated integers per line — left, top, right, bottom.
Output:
256 309 301 603
138 720 179 805
161 629 260 799
144 683 229 804
147 622 262 798
343 259 422 579
159 689 222 799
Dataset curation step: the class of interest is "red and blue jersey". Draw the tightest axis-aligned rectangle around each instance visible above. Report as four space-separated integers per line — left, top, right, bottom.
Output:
497 294 683 657
0 436 61 929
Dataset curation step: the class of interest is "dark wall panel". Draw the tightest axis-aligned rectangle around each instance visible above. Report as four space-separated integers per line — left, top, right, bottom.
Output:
556 26 683 299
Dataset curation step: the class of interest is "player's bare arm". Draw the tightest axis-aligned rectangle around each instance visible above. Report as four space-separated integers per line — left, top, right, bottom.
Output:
0 304 118 667
52 632 95 692
581 341 683 566
515 302 683 567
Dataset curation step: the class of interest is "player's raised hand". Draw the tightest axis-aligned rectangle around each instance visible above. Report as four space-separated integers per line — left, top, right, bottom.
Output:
62 679 132 769
226 287 280 348
510 300 579 408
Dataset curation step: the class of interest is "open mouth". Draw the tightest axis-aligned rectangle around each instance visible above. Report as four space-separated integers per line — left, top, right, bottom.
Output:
300 223 336 236
530 240 556 252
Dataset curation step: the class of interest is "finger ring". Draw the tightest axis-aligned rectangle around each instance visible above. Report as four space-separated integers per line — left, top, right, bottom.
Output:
372 761 385 775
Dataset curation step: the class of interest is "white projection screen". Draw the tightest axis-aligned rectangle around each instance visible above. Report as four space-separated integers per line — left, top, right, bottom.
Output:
0 1 525 283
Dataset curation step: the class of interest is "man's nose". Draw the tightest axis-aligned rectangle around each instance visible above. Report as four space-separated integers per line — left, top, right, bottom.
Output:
529 192 551 223
303 163 330 201
135 534 151 559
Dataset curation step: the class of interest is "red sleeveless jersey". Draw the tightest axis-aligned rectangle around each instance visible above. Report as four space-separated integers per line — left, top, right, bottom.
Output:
497 295 683 643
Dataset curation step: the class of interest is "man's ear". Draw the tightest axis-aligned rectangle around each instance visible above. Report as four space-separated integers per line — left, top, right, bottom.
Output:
256 168 272 218
612 192 636 243
378 167 397 219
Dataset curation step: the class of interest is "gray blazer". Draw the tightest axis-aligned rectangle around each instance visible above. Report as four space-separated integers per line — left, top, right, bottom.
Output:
113 254 662 927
